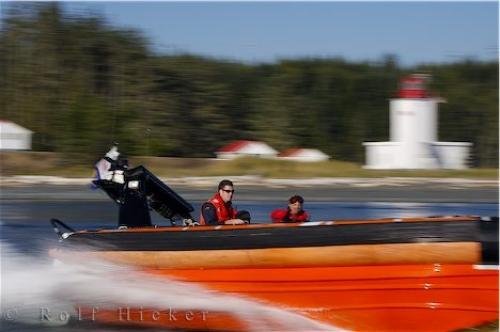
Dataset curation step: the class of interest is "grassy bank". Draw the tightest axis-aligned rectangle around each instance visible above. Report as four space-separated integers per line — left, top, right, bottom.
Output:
1 152 497 179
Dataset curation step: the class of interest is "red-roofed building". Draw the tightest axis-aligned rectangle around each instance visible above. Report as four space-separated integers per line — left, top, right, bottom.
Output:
278 148 329 162
216 140 278 159
0 120 33 150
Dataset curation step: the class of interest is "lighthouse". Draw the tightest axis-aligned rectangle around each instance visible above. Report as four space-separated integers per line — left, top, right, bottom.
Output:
363 74 472 169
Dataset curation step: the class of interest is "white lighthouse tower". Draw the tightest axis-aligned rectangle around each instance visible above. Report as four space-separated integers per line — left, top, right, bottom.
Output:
363 74 471 169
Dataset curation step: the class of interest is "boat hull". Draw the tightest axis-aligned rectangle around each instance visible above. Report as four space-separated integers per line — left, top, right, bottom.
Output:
73 264 498 331
49 216 499 331
156 264 498 331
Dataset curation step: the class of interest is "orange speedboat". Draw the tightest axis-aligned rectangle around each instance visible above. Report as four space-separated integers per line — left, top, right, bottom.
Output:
50 215 499 331
49 162 499 331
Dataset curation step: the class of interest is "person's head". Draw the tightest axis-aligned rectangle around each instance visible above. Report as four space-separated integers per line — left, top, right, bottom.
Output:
288 195 304 215
218 179 234 203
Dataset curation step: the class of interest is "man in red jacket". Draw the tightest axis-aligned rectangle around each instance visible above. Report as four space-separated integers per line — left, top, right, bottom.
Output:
271 195 310 223
199 179 250 225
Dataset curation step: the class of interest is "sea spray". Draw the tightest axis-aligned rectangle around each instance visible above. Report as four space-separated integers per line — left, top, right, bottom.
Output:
1 242 343 331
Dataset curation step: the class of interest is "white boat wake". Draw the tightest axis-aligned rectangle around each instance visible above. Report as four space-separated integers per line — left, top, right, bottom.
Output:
0 242 344 331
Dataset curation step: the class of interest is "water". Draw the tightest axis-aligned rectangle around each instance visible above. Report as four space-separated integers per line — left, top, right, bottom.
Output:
1 198 498 331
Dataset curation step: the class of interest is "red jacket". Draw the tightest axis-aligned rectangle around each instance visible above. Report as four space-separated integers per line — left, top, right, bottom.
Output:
199 193 237 225
270 208 310 223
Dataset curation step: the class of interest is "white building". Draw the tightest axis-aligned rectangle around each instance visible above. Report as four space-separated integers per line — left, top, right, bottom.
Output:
0 120 33 150
278 148 329 162
216 140 278 159
363 74 471 170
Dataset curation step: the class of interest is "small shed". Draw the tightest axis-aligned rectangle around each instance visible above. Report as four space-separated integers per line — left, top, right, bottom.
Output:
216 140 278 159
0 120 33 150
278 148 330 162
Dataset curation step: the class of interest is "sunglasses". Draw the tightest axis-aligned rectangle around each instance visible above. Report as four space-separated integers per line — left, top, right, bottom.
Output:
221 189 235 194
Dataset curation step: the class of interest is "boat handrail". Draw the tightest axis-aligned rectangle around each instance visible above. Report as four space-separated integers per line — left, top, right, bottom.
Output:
66 215 484 235
50 218 76 240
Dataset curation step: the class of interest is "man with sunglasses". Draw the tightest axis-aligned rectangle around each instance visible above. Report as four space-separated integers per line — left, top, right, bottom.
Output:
199 179 250 225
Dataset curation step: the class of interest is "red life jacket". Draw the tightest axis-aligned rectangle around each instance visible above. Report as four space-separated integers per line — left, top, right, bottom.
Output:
270 208 310 223
199 193 237 225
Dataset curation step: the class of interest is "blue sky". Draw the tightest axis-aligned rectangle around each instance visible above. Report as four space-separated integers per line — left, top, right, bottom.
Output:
64 1 498 66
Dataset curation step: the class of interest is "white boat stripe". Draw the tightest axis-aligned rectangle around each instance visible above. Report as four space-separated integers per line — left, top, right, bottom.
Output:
300 222 324 227
473 265 499 270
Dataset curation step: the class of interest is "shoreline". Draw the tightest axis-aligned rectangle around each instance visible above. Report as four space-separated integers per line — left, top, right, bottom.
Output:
1 176 498 203
1 175 498 188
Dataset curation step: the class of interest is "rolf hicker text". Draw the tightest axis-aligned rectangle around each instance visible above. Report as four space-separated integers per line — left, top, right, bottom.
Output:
40 307 209 323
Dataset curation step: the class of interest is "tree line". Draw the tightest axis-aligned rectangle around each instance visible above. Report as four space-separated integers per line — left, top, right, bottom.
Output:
1 3 497 166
